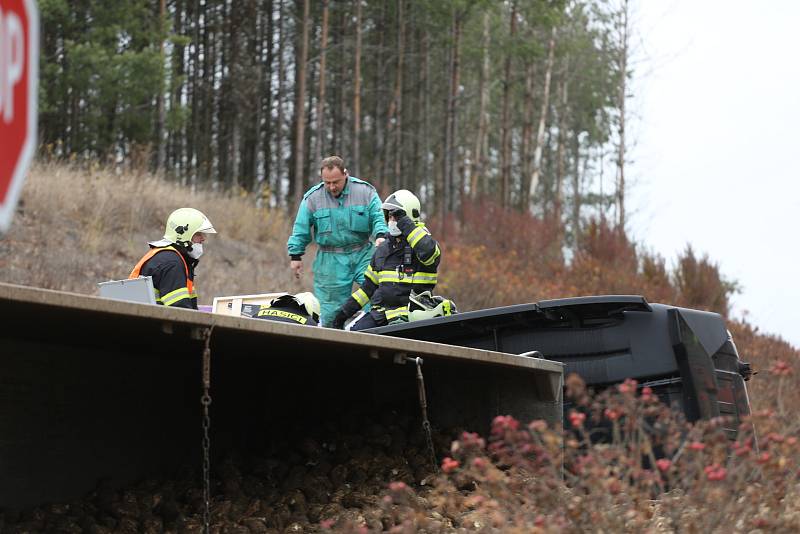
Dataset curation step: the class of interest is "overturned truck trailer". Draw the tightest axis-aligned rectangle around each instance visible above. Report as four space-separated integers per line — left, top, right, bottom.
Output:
0 282 562 510
371 295 753 438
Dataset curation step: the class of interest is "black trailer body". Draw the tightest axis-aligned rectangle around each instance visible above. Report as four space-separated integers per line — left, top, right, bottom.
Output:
370 295 752 437
0 283 562 510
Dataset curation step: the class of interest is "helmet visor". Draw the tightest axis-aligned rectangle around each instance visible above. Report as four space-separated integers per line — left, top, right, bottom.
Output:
381 194 404 213
197 218 217 234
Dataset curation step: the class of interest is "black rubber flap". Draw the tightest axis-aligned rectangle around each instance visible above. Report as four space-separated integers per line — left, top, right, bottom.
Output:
537 295 652 319
669 308 721 422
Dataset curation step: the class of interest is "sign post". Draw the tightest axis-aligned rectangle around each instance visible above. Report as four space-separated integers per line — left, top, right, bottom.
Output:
0 0 38 233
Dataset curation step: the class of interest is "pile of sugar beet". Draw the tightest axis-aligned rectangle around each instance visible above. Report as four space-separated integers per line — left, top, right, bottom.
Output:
1 410 464 533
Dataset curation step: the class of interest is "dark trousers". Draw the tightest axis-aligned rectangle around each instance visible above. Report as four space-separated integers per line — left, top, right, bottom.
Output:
350 313 383 331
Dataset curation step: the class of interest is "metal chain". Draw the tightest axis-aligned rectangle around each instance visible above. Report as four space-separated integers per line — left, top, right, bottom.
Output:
200 326 214 534
414 357 438 473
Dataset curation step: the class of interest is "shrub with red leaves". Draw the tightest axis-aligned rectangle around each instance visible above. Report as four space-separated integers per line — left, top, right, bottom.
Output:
375 373 800 532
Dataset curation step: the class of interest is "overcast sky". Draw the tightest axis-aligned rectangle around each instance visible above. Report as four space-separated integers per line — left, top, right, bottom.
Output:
628 0 800 348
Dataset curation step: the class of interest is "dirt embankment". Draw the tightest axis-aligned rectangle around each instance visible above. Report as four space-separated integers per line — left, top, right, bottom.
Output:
0 163 306 302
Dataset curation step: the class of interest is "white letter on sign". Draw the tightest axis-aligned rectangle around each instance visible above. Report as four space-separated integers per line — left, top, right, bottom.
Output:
0 8 24 124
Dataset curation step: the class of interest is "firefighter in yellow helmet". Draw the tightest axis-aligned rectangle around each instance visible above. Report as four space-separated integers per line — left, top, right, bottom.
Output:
331 189 441 330
129 208 216 309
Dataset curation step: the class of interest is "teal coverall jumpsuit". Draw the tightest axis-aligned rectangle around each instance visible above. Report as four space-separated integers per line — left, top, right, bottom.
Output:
287 177 388 326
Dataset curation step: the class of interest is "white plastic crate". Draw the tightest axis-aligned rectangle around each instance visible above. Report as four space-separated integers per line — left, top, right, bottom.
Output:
211 292 286 316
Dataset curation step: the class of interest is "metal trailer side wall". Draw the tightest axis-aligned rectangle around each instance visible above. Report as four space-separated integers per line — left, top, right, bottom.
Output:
0 283 563 509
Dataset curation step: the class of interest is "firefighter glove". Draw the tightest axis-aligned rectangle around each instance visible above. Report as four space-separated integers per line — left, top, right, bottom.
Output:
332 310 348 329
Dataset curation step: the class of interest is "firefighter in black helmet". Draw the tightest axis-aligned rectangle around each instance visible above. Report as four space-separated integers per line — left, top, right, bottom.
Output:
331 189 441 330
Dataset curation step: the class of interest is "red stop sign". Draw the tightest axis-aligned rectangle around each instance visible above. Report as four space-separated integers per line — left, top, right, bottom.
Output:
0 0 38 232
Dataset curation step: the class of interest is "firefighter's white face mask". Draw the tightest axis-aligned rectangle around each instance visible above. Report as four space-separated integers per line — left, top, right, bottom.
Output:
188 243 204 259
387 220 402 236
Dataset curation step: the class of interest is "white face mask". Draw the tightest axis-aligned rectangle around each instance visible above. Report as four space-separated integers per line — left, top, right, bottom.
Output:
187 243 204 259
388 220 402 236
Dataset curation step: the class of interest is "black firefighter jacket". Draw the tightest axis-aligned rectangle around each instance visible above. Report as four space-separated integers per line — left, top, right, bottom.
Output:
339 215 441 324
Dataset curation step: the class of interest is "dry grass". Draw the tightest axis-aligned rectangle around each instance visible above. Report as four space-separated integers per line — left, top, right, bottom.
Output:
0 161 312 302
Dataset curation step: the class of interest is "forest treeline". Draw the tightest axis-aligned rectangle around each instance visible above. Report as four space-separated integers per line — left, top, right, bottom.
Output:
39 0 631 242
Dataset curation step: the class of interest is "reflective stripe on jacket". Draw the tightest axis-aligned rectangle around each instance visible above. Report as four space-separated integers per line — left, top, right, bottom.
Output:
240 302 318 326
129 246 196 308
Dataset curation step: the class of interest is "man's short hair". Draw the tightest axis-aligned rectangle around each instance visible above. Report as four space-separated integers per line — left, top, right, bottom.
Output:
320 155 346 175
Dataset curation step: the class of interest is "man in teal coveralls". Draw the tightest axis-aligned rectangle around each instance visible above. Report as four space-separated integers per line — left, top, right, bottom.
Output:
287 155 388 327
